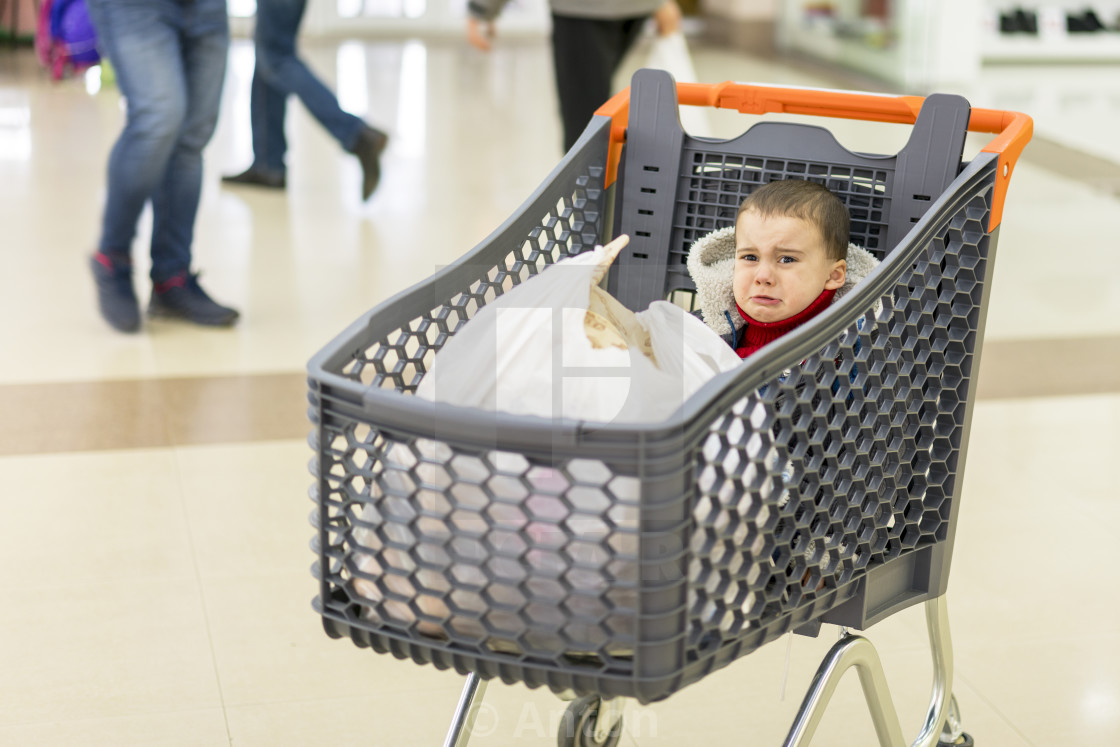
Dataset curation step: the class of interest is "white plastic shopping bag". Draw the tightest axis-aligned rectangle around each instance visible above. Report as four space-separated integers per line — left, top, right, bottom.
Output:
647 30 698 84
352 235 740 653
645 30 712 136
416 234 740 423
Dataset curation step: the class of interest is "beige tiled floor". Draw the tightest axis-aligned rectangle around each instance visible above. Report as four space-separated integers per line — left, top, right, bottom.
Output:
2 27 1119 747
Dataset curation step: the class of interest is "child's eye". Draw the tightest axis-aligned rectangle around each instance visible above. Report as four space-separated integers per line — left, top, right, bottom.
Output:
738 253 757 262
778 256 796 264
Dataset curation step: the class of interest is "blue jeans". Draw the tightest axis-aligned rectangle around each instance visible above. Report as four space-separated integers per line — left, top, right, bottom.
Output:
250 0 364 174
86 0 229 283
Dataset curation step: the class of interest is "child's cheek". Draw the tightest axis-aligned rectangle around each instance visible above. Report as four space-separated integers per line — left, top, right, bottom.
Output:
732 266 749 305
732 277 749 309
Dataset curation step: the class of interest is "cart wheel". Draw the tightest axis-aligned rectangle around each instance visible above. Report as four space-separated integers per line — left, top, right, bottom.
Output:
937 735 974 747
937 694 974 747
558 695 623 747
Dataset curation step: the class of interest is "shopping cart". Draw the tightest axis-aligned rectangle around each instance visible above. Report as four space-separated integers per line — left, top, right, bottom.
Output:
307 68 1032 746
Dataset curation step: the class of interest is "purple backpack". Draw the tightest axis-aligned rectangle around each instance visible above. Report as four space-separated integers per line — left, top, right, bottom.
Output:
36 0 100 80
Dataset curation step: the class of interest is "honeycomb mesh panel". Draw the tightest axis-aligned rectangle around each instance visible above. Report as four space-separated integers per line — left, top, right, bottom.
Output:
684 185 993 661
319 426 641 672
340 168 608 393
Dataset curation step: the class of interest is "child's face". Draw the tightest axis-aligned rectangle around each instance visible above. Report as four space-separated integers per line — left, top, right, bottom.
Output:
733 209 847 324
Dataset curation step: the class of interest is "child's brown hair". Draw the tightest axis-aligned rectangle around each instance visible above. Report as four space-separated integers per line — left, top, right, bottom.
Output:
736 180 850 262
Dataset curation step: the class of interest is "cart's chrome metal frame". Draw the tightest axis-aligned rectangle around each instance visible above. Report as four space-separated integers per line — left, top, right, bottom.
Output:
443 673 489 747
444 595 960 747
785 595 954 747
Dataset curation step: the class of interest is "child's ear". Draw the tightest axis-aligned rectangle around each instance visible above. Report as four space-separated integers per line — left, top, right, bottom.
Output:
824 259 846 290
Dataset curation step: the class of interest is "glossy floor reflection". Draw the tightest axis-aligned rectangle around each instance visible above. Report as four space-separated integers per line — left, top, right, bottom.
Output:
1 32 1118 746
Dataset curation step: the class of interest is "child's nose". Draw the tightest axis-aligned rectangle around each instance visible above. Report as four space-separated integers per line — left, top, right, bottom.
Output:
755 262 774 283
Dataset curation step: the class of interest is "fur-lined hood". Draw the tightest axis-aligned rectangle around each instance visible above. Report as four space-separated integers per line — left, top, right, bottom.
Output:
686 225 881 336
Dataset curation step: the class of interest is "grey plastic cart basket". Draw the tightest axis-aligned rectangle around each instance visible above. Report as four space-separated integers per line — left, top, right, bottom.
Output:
307 70 1032 718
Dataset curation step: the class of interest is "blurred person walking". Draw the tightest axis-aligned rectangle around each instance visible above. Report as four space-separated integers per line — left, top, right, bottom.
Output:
86 0 239 332
466 0 682 152
222 0 389 201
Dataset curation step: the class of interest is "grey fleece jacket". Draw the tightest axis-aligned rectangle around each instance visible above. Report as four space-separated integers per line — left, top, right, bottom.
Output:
468 0 666 21
685 225 881 338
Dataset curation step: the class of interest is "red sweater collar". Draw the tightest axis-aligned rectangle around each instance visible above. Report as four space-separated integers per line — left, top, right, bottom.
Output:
735 287 837 358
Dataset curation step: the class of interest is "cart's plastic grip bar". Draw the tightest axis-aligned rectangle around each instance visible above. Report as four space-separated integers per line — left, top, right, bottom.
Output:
969 107 1033 231
594 81 1032 230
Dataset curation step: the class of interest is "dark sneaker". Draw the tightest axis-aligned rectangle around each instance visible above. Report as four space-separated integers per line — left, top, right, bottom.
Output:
221 167 286 189
351 125 389 201
90 253 140 333
149 273 240 327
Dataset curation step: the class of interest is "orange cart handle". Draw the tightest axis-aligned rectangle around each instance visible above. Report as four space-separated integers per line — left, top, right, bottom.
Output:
595 81 1033 231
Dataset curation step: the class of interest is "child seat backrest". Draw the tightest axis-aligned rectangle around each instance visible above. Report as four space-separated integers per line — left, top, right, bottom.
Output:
608 69 971 311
